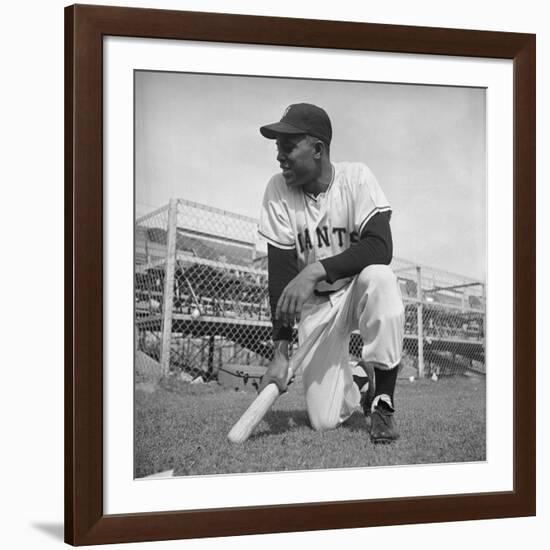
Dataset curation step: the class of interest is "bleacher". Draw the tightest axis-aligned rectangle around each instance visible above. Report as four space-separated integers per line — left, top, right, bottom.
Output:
135 199 485 378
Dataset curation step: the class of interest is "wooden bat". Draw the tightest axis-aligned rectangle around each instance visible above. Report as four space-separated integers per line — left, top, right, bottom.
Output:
227 308 339 443
227 317 332 443
227 368 296 444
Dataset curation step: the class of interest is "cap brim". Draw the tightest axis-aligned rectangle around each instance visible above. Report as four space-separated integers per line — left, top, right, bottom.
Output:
259 121 306 139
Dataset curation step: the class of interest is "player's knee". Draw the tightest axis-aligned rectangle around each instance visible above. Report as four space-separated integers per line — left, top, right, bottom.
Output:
309 411 340 432
357 264 396 291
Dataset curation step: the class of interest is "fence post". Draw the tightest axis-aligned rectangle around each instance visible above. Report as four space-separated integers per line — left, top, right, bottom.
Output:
207 335 215 380
416 265 424 378
160 199 178 376
482 279 486 328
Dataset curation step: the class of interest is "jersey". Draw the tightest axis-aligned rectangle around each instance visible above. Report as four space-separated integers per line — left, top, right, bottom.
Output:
258 161 391 293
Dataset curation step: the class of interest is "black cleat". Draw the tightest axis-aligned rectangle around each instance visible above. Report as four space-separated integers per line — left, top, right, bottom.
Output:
369 401 399 444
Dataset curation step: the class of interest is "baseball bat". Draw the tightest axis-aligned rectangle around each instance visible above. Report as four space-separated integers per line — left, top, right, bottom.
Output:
227 368 296 444
227 310 336 443
227 325 322 443
227 383 281 444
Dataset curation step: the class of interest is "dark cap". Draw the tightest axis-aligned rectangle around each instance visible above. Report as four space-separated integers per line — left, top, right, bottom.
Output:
260 103 332 144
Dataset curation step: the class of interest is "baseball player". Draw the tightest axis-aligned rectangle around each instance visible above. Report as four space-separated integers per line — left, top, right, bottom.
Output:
257 103 405 443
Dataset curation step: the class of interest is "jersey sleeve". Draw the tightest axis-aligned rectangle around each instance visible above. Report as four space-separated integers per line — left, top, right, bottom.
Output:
258 175 295 250
353 163 392 235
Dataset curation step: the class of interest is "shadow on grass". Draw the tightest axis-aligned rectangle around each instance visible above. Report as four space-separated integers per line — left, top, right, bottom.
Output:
249 408 369 441
248 409 311 441
341 411 370 432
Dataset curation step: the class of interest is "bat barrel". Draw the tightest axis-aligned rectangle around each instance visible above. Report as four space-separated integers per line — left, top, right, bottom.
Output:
227 383 280 443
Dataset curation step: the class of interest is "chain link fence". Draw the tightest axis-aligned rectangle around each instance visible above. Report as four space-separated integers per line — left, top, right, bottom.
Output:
135 199 485 383
392 258 485 379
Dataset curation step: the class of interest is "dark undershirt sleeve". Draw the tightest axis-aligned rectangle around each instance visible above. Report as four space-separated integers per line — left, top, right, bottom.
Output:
320 211 393 284
267 244 299 341
266 211 392 340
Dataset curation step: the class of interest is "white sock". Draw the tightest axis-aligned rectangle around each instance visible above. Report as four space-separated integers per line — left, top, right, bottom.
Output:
371 394 393 413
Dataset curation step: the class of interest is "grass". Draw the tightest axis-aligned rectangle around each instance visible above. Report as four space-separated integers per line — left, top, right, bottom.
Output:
134 374 486 478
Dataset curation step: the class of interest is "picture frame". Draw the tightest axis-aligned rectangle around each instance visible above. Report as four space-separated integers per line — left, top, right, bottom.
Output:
65 4 535 546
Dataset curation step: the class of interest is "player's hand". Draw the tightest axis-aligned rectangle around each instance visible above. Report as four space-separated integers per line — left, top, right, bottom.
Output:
276 262 327 327
258 354 291 394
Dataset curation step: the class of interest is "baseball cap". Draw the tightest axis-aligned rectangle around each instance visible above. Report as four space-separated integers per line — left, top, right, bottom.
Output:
260 103 332 145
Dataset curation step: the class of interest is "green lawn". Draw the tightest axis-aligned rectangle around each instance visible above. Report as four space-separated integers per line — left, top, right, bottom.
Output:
134 374 486 478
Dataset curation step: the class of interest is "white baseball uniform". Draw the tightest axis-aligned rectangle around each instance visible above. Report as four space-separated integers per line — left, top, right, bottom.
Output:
259 161 405 431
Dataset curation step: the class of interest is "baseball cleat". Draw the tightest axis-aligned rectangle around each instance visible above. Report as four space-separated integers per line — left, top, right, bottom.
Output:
369 401 399 444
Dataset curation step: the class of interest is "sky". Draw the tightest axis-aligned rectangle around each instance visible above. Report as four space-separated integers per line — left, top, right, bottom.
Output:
135 71 486 280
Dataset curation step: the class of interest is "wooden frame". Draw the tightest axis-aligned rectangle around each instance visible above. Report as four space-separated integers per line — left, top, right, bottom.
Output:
65 4 536 545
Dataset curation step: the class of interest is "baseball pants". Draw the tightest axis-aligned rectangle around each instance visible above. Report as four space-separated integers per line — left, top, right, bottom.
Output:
297 264 405 431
